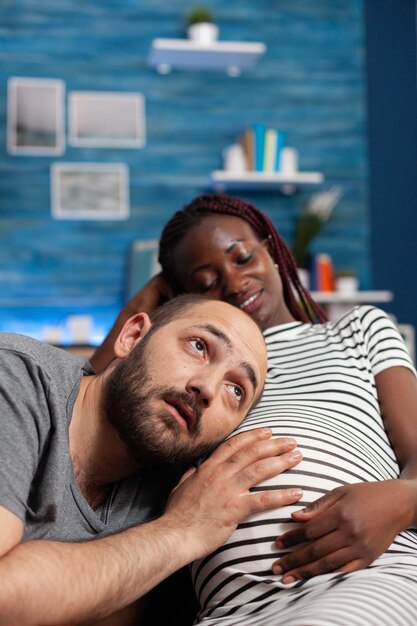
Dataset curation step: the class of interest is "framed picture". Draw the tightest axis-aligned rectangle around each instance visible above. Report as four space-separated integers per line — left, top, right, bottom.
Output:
7 77 65 155
51 163 129 220
68 91 146 148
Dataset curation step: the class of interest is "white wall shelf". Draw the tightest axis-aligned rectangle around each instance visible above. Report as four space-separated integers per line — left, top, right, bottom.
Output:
148 39 266 75
210 170 324 194
310 290 394 322
311 290 393 304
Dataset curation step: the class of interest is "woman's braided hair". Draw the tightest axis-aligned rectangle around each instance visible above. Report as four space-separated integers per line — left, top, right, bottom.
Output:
159 194 327 323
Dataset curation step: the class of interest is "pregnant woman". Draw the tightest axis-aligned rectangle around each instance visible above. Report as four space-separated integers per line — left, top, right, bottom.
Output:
93 194 417 625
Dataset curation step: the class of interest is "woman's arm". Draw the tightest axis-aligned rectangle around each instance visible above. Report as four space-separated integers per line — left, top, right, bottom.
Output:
271 365 417 583
90 274 174 372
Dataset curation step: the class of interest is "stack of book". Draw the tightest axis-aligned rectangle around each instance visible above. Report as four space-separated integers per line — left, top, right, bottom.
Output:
239 123 287 173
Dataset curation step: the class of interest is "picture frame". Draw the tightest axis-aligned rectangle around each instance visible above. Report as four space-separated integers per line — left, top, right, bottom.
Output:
68 91 146 148
7 77 65 155
51 163 129 220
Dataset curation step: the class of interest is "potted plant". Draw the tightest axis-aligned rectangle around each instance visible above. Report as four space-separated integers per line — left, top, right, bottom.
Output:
291 187 342 274
185 6 219 44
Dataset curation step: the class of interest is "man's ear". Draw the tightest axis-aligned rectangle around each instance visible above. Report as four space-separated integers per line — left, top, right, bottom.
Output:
113 313 152 359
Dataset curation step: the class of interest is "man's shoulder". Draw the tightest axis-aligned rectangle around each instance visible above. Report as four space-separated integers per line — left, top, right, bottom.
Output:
0 332 49 355
0 333 90 391
0 333 85 365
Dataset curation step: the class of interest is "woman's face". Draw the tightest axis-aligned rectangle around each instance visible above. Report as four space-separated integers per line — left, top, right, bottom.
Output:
171 214 295 330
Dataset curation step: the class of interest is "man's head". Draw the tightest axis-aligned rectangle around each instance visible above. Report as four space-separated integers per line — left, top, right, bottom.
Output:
103 294 267 466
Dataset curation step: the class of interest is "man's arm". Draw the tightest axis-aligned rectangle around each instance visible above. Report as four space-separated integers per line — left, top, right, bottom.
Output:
0 429 303 625
0 506 23 554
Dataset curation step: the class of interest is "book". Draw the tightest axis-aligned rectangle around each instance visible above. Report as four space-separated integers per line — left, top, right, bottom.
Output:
252 123 266 172
274 130 287 171
263 128 277 173
239 128 254 171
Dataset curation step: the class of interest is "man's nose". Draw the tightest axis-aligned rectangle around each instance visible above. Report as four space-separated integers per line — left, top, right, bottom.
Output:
186 368 220 407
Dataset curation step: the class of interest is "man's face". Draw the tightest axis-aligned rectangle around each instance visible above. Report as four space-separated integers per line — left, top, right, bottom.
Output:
104 300 267 466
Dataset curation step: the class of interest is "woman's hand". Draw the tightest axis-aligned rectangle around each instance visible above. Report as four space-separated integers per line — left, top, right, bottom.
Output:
125 273 175 317
272 479 414 583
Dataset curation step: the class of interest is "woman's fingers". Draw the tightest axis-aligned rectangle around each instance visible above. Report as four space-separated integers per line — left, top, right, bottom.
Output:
273 542 362 583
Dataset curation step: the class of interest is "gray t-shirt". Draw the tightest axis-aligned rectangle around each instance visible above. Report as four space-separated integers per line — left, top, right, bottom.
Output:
0 333 180 542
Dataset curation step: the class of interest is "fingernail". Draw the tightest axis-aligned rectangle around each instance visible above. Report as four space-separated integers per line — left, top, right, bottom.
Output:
260 428 272 436
275 539 284 549
283 575 297 584
281 437 297 447
289 450 302 461
272 564 282 575
291 488 303 498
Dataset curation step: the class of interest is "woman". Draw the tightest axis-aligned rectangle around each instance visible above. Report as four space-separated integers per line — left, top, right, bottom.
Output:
92 194 417 625
91 194 326 373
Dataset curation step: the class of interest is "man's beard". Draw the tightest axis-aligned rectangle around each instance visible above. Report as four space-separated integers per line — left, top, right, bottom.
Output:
102 336 218 466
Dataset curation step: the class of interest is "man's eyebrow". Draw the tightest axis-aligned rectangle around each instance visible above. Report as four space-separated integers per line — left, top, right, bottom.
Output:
190 323 258 394
240 361 258 397
201 323 232 348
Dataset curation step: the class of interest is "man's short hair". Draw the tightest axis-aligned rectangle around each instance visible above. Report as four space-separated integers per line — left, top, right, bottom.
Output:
148 294 213 335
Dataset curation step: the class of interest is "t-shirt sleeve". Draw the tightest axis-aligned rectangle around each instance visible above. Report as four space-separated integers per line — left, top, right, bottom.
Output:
357 306 417 377
0 348 50 520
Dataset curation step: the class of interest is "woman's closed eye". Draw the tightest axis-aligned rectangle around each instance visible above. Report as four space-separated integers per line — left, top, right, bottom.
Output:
236 252 253 266
197 279 218 294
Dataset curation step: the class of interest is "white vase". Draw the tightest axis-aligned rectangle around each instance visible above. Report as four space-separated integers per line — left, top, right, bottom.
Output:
187 22 219 44
222 144 247 172
335 276 359 295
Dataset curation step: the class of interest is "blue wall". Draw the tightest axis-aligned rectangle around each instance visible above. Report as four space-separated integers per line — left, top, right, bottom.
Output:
1 0 369 343
365 0 417 350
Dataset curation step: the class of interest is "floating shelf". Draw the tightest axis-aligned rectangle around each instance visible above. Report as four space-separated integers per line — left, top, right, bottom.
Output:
210 170 324 194
311 290 393 304
310 290 394 322
148 38 266 75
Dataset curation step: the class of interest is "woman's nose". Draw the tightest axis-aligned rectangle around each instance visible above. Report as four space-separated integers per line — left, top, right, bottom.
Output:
223 269 249 298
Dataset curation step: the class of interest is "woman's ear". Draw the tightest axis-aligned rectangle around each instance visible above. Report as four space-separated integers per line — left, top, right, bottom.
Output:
113 312 152 359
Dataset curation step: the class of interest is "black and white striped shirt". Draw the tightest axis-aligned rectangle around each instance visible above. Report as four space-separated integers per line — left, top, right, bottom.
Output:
192 306 417 626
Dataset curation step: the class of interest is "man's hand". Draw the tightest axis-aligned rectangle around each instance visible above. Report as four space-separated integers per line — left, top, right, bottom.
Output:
0 429 302 626
165 428 303 560
272 479 412 583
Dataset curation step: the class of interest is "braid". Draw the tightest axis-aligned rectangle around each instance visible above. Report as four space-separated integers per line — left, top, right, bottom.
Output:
159 194 327 323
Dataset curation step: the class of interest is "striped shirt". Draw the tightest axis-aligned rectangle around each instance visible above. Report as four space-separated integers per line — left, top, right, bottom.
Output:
191 306 417 626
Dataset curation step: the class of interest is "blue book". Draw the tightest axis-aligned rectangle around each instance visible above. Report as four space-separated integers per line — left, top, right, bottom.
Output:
308 253 318 291
252 123 266 172
274 130 287 171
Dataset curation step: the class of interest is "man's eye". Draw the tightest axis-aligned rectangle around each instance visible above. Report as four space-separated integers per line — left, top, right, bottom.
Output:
190 338 206 353
229 384 245 403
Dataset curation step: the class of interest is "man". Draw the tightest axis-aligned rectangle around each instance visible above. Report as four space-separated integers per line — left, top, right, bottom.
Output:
0 294 302 625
